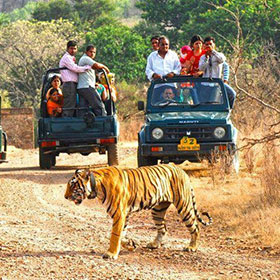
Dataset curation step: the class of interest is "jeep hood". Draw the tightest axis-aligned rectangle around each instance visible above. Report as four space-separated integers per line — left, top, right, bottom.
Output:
146 111 230 123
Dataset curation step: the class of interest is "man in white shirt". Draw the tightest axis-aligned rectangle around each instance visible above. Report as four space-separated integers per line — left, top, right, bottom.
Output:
146 36 181 81
77 45 109 116
199 37 226 79
145 36 181 103
199 37 236 108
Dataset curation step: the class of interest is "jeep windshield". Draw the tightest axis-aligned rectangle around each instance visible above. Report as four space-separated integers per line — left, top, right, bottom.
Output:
151 80 225 107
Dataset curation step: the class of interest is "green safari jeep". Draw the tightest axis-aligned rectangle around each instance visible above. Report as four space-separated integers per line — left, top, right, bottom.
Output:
137 76 239 173
38 68 119 169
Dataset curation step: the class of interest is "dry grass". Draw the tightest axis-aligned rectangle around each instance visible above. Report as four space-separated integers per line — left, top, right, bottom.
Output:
260 146 280 207
201 138 280 249
119 117 143 141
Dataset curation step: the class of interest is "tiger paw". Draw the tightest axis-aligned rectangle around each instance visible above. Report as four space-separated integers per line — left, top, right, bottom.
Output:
121 239 138 251
102 251 118 260
184 245 198 252
146 241 161 249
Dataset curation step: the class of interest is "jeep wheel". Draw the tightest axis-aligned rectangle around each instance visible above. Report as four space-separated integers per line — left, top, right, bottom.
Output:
39 148 52 169
51 154 56 167
137 146 157 167
107 143 119 166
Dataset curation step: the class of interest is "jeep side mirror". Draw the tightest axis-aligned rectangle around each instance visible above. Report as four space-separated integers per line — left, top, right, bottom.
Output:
138 101 145 111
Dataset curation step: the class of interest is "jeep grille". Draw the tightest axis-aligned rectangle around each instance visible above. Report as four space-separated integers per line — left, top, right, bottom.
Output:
165 127 214 141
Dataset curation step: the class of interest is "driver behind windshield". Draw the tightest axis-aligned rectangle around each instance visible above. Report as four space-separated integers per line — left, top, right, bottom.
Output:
162 87 176 100
162 87 176 101
157 86 183 104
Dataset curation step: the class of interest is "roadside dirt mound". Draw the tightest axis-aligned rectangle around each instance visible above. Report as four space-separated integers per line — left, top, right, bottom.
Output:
0 143 279 279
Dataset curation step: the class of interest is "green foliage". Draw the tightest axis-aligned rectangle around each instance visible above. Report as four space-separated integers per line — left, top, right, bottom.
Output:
132 20 162 48
0 20 81 110
135 0 280 55
8 1 37 22
136 0 203 47
112 0 133 18
115 80 143 118
0 13 10 26
32 0 79 22
74 0 116 24
84 24 147 82
0 2 37 26
0 90 11 108
31 0 117 30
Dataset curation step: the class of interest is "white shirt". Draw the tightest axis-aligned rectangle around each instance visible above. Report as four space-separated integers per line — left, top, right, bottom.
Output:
145 50 181 81
77 54 96 89
199 50 226 79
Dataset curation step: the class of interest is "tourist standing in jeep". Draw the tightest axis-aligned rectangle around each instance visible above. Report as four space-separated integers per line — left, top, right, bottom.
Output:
145 36 181 103
150 36 159 51
77 45 110 116
59 40 92 117
199 36 236 108
146 36 181 81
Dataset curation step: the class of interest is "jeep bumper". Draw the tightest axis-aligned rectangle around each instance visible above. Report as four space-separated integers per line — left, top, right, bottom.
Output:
140 142 236 161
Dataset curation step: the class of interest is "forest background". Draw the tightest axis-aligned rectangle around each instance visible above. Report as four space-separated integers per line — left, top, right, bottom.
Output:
0 0 279 250
0 0 279 144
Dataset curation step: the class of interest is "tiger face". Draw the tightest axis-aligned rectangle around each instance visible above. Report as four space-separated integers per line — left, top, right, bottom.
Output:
64 169 91 205
64 169 97 205
64 177 85 205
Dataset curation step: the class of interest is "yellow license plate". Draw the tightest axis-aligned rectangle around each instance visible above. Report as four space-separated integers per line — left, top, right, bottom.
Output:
177 137 200 151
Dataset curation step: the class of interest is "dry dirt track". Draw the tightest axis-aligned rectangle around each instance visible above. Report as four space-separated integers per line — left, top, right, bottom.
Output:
0 142 279 280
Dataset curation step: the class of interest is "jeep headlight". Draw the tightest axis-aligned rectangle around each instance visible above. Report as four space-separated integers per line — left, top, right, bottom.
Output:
152 128 164 140
213 127 226 139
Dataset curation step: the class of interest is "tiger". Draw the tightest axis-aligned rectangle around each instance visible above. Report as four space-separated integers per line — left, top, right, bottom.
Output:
64 164 212 260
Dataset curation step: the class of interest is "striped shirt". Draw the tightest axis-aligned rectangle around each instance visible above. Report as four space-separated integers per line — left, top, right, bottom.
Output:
59 52 91 83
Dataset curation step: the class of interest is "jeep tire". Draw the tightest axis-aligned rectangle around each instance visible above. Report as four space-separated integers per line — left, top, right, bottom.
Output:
51 154 56 167
39 147 52 169
107 143 119 166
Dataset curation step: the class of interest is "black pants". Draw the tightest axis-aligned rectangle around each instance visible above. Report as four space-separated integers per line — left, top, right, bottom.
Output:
77 87 107 116
62 81 77 117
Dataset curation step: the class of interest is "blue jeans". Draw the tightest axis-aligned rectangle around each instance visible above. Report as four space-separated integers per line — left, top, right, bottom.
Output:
224 83 236 109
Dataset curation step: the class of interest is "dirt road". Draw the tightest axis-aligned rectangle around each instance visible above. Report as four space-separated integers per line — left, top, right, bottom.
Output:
0 143 279 279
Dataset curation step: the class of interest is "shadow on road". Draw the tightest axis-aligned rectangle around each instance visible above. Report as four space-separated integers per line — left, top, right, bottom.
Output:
0 163 108 172
0 164 108 184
